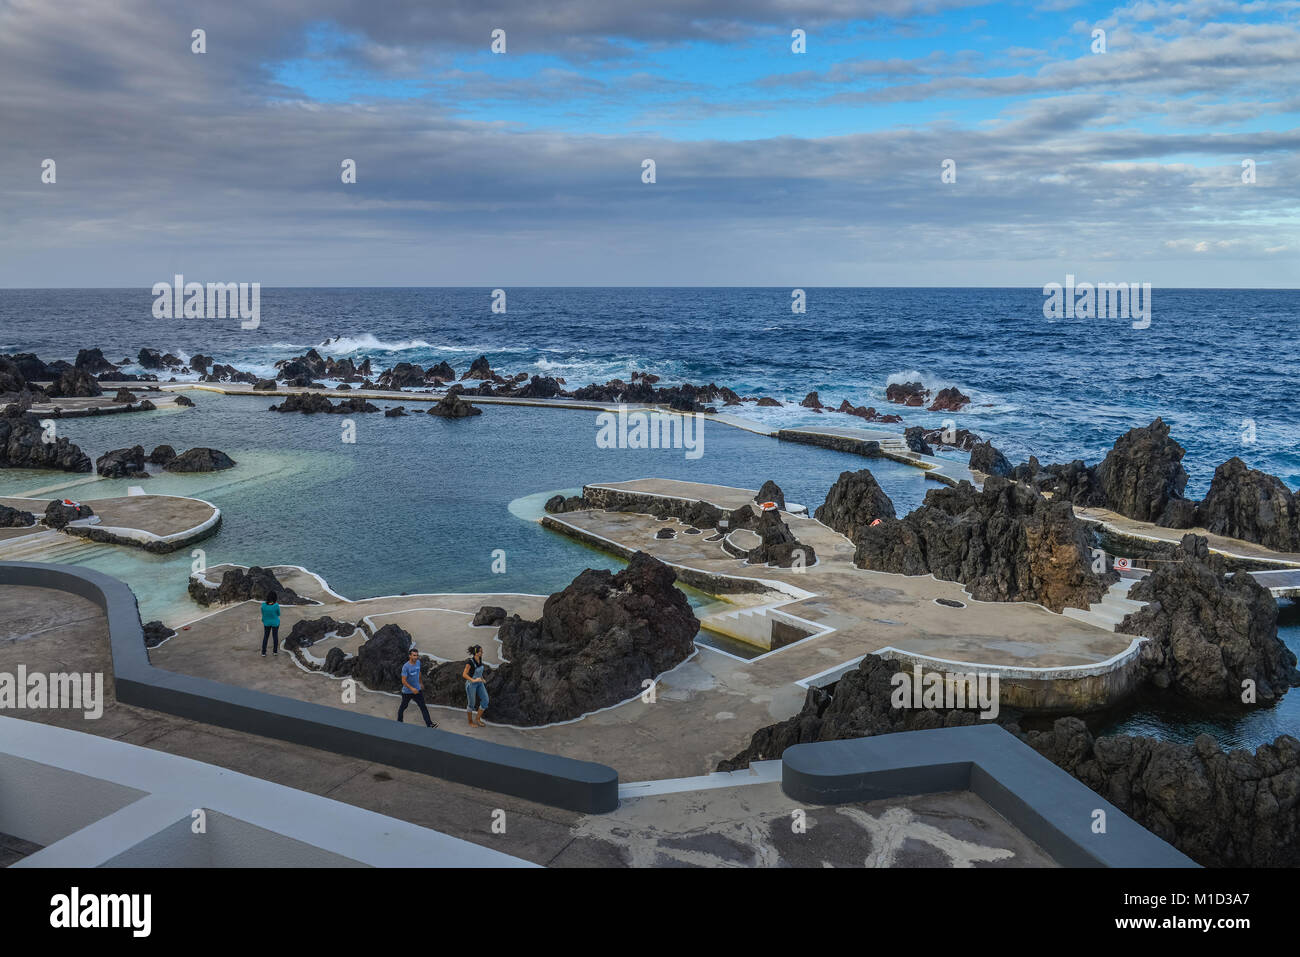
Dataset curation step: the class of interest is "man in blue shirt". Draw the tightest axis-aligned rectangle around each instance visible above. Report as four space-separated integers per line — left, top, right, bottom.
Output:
396 647 437 728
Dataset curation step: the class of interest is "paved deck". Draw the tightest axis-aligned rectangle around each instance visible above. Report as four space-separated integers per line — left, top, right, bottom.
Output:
0 494 218 552
0 582 1058 866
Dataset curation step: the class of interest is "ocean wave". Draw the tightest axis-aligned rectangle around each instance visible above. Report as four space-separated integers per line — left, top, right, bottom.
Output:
316 334 434 354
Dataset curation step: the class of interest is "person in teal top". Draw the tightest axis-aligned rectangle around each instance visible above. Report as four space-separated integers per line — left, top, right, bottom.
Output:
260 592 281 656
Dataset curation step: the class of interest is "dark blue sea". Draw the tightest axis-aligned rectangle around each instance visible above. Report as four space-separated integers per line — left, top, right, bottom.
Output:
1 287 1296 749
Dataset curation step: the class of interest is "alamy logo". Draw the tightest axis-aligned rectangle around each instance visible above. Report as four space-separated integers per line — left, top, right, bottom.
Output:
890 664 1000 719
0 667 103 719
152 274 260 329
595 404 704 459
50 887 151 937
1042 274 1151 328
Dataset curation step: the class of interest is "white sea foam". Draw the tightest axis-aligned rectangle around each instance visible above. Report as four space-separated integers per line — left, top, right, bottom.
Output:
316 334 433 354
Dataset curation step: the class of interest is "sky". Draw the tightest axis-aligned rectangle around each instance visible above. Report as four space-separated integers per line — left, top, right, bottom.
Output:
0 0 1297 287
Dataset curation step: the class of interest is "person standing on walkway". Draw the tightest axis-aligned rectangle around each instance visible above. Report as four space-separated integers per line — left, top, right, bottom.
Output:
397 647 437 728
261 592 281 656
463 644 489 728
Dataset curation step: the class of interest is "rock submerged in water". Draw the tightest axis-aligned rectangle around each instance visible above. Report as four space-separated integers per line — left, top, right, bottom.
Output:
814 468 896 541
96 445 149 479
885 380 928 407
1119 534 1298 703
164 447 236 472
855 476 1116 613
927 386 971 412
427 393 482 418
173 393 195 407
269 393 379 414
188 566 309 606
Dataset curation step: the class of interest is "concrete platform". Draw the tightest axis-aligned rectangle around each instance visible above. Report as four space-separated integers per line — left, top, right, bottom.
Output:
1077 504 1300 570
0 494 219 553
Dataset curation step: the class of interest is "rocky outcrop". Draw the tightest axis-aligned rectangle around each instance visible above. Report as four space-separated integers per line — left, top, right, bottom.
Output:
1197 457 1299 551
1095 418 1189 524
544 494 589 514
0 404 92 472
885 381 928 407
1119 534 1297 703
142 620 175 648
96 445 149 479
427 393 482 418
754 480 785 510
903 426 933 455
112 388 137 403
268 394 378 414
814 468 897 541
164 447 236 472
384 406 408 417
428 361 456 381
746 508 816 567
472 606 507 627
928 386 970 412
855 477 1116 613
922 427 980 452
44 367 103 398
346 623 413 692
969 440 1013 478
253 378 277 391
755 397 782 407
718 654 985 771
147 445 176 466
0 504 36 527
1018 717 1300 868
173 394 195 407
461 355 495 381
187 566 310 606
43 499 94 528
800 391 824 411
428 552 697 725
75 349 118 375
836 399 903 424
376 362 426 390
511 375 564 399
138 349 183 371
284 616 357 650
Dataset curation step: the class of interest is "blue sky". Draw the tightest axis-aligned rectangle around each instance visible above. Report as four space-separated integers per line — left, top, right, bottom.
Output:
1 0 1298 286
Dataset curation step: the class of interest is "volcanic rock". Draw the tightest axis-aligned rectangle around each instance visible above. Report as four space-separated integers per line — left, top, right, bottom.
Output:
800 391 824 411
755 397 782 407
173 394 195 407
754 479 786 510
253 378 277 391
428 393 482 418
142 620 175 648
1118 534 1297 703
384 406 409 417
147 444 176 466
43 499 94 528
928 386 970 412
854 476 1116 612
96 445 148 478
969 440 1013 478
814 469 897 541
461 355 495 380
164 447 236 472
377 362 426 390
429 552 697 725
0 504 36 527
284 616 357 651
1196 457 1299 551
75 349 118 375
885 381 928 407
1094 418 1190 524
112 388 137 403
428 361 456 381
544 494 589 514
472 606 507 627
0 405 93 472
44 367 103 398
187 566 309 606
746 508 816 567
904 426 933 455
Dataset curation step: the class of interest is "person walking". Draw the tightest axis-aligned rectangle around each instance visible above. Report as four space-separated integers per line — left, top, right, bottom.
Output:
462 644 489 727
261 591 281 656
396 647 437 728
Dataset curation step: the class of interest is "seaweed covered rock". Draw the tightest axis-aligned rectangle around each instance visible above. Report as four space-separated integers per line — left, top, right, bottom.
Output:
427 393 482 418
814 469 896 541
854 476 1115 612
1119 534 1297 703
1017 717 1300 868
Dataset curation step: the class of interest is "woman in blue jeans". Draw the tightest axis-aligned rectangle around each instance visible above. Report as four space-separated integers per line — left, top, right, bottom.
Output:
462 644 488 727
261 592 280 656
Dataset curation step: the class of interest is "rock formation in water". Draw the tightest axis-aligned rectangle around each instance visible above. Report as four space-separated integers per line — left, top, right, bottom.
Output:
928 386 971 412
544 494 589 514
164 447 236 472
43 499 94 528
44 367 103 398
1018 717 1300 868
427 393 482 418
0 503 36 527
814 468 896 541
885 381 928 407
96 445 149 479
968 440 1013 478
1119 534 1297 703
0 402 92 472
904 426 933 455
854 476 1116 613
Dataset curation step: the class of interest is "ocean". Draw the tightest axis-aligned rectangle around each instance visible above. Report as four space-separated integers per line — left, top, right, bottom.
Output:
1 286 1297 749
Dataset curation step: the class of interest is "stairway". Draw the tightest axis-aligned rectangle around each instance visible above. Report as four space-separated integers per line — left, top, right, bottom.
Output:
1061 575 1146 633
